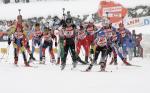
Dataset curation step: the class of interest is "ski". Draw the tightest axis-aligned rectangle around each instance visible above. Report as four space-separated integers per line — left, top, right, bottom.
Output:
80 70 90 72
13 64 19 67
13 64 38 68
21 65 38 68
97 70 113 72
130 64 142 67
123 64 142 67
80 69 112 72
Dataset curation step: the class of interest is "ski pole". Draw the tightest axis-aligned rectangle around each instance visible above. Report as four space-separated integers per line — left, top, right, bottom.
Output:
0 51 5 63
106 12 109 21
18 9 21 15
121 16 124 24
5 45 10 62
62 8 65 20
0 45 9 63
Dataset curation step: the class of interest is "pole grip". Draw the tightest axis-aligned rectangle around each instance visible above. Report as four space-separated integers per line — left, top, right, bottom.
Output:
18 9 21 15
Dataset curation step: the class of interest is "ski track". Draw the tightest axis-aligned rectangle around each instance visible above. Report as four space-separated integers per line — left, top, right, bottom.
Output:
0 52 150 93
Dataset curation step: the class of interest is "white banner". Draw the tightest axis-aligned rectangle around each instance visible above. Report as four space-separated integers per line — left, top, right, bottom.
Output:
124 16 150 28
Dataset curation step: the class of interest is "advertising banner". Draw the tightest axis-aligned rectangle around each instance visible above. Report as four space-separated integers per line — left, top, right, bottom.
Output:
98 1 128 23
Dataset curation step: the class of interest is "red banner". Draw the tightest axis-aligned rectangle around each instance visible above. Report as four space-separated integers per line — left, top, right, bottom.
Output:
98 1 128 23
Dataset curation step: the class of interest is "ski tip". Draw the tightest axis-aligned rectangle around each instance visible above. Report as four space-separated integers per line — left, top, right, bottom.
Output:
97 70 112 72
80 70 90 72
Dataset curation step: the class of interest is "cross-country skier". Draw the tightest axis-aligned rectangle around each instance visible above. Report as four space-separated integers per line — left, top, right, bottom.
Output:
132 30 137 57
86 20 97 50
102 23 113 62
118 23 133 64
7 15 30 66
41 27 57 64
86 30 108 71
14 14 35 62
85 20 97 64
101 23 119 65
60 18 86 70
109 29 131 65
29 23 43 63
136 33 143 57
76 25 90 64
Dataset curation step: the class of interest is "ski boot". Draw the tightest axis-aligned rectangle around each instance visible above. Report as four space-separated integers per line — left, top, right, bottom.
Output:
56 57 60 65
114 57 118 65
122 58 131 66
100 62 106 72
114 61 118 65
24 61 30 67
85 64 93 72
39 61 43 64
14 61 18 66
39 57 43 64
61 62 66 70
51 58 56 64
72 61 78 69
14 57 18 66
42 56 45 64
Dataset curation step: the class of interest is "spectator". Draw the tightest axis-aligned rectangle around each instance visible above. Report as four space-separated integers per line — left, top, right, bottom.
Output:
132 30 137 57
136 33 143 58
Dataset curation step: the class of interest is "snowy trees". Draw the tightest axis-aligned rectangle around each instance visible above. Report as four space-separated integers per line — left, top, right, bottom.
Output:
128 6 150 18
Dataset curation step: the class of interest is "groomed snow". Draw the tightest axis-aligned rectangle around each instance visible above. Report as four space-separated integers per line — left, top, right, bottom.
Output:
0 49 150 93
0 58 150 93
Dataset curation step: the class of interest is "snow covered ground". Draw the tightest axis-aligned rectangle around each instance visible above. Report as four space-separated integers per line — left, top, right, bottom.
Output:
0 57 150 93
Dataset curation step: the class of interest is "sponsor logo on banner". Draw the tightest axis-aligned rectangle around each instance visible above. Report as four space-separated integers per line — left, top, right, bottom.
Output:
143 17 150 26
95 16 150 28
124 18 141 27
124 16 150 28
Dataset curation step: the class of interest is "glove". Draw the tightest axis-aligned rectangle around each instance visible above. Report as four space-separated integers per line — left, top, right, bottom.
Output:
55 42 57 47
90 49 94 54
87 32 90 35
8 38 11 45
118 42 121 47
39 35 43 38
